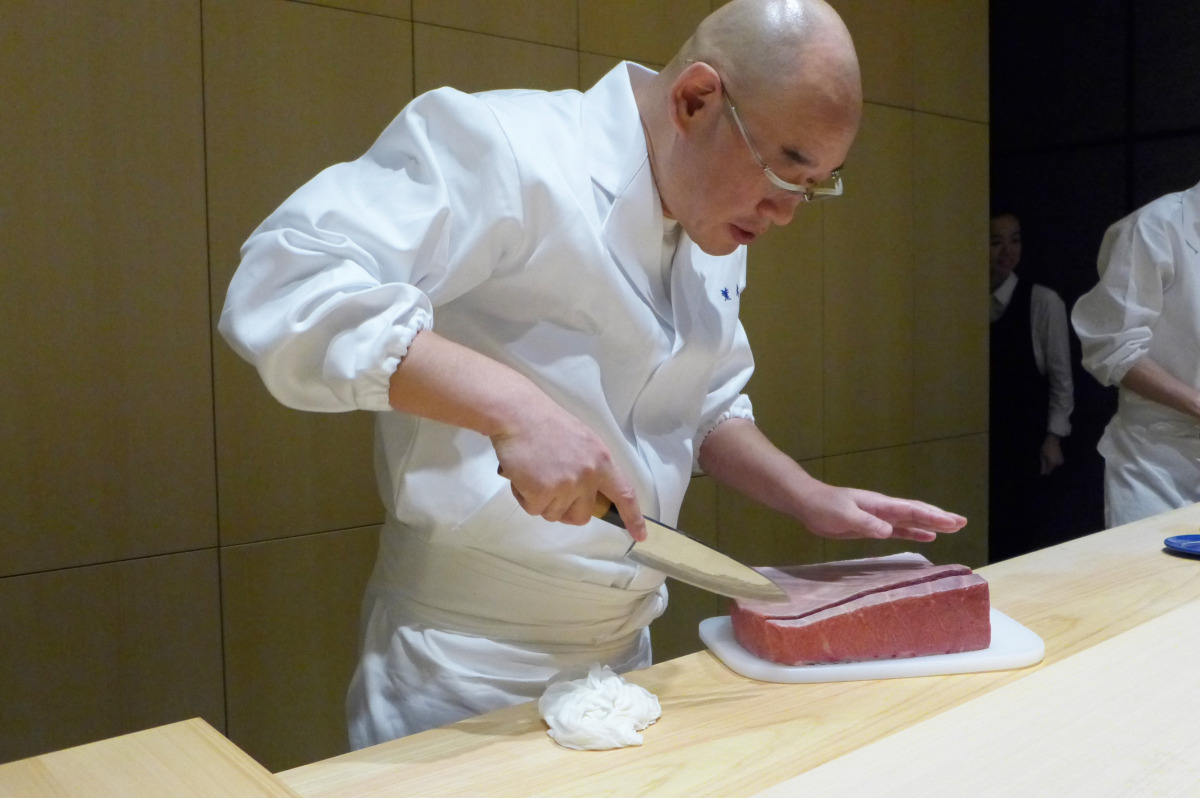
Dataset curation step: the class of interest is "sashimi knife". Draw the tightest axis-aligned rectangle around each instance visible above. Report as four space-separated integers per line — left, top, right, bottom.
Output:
593 499 789 603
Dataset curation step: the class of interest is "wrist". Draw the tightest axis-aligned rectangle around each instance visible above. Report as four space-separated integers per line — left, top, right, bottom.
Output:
781 470 828 523
486 375 557 441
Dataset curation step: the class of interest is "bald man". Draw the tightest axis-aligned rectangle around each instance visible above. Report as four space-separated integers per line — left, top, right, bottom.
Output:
220 0 966 746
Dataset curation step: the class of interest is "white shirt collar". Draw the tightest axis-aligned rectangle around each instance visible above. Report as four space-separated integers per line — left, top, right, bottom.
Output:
993 272 1019 304
991 272 1018 321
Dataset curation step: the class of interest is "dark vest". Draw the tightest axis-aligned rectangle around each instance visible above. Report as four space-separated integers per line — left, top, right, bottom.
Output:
990 278 1050 477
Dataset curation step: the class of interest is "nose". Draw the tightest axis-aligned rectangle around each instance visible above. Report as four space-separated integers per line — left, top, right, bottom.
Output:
758 192 803 227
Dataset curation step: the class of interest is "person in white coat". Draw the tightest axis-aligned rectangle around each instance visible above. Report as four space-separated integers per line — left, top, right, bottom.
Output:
1072 179 1200 528
219 0 967 747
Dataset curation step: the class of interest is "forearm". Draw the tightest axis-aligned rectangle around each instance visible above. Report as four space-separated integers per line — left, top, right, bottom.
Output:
697 418 820 518
1120 358 1200 421
388 329 553 438
389 329 646 534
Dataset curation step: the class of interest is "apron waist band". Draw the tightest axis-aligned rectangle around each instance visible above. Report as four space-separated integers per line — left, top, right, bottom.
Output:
371 518 666 647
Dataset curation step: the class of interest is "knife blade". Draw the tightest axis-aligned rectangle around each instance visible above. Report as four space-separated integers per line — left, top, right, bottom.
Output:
594 501 789 603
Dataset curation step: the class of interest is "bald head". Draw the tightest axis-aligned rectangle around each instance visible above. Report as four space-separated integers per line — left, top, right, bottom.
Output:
667 0 861 131
631 0 862 253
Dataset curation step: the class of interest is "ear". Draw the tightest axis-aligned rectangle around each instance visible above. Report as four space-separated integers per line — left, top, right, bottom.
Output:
670 61 723 133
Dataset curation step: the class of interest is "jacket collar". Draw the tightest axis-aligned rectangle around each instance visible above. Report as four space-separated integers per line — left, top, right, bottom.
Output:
583 62 658 211
583 63 675 318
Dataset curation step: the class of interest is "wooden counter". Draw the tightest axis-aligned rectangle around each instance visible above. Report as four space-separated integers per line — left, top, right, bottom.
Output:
276 502 1200 797
0 717 300 797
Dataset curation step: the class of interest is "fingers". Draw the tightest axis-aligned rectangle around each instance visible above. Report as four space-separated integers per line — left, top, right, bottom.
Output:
815 491 966 541
868 500 966 541
613 509 646 542
851 510 893 540
887 527 940 543
874 500 966 533
497 444 642 537
595 475 643 537
511 484 602 526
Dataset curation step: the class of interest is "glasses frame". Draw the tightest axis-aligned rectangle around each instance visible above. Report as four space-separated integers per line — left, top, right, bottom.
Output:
719 83 844 202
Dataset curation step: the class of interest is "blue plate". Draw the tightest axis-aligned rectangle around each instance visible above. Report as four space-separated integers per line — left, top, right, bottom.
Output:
1164 534 1200 557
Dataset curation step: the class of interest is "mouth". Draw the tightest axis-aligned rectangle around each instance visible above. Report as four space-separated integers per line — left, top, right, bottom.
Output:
730 224 763 245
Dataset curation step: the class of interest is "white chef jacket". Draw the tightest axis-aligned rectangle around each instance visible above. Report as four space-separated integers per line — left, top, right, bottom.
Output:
990 273 1074 437
218 63 756 745
1072 180 1200 527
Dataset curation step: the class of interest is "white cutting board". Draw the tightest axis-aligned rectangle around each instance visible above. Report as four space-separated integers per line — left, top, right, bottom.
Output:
699 608 1044 684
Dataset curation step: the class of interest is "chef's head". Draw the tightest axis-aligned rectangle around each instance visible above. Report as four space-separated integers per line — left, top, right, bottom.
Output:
641 0 861 256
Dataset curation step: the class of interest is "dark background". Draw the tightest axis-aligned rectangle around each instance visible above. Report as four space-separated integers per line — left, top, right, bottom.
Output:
989 0 1200 546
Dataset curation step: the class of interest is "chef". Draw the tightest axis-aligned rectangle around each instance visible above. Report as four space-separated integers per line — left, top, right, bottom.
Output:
1072 179 1200 528
219 0 966 748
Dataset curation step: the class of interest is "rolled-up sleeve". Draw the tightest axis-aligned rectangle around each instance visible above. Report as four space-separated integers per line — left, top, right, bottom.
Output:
693 319 756 471
1072 212 1176 387
218 89 523 413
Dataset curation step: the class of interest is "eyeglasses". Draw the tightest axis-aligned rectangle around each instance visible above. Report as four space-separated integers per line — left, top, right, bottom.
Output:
721 84 844 202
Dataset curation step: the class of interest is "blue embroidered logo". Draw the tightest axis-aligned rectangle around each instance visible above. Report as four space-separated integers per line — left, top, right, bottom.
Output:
720 285 744 301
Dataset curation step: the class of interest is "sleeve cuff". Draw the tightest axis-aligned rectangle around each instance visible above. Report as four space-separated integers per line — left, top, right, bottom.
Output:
352 307 434 412
692 396 755 473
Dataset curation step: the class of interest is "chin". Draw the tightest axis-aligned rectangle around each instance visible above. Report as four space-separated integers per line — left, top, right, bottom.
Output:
698 241 740 257
689 230 741 256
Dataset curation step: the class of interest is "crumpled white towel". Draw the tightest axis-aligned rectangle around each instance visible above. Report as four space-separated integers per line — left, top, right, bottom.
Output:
537 663 662 750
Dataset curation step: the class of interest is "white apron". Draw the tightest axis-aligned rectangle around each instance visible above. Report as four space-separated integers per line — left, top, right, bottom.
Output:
1098 399 1200 528
347 499 667 748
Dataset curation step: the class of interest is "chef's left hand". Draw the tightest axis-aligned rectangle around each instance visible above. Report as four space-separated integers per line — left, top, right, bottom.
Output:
794 483 967 542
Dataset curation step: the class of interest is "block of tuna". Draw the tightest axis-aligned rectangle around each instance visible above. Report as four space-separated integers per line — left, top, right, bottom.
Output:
730 553 990 666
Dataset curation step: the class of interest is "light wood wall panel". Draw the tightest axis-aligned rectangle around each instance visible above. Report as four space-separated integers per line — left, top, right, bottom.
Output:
221 526 380 772
913 114 990 441
414 0 575 48
743 208 826 461
831 0 915 109
580 52 628 88
914 0 989 123
823 104 916 455
913 434 989 568
0 0 213 576
204 0 410 545
579 0 710 64
414 23 579 95
295 0 411 18
0 552 224 763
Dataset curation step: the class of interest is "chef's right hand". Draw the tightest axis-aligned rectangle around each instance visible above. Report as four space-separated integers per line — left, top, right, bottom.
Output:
491 401 646 542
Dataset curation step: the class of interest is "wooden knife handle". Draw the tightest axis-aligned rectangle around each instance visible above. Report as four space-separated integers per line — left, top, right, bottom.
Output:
592 495 625 528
